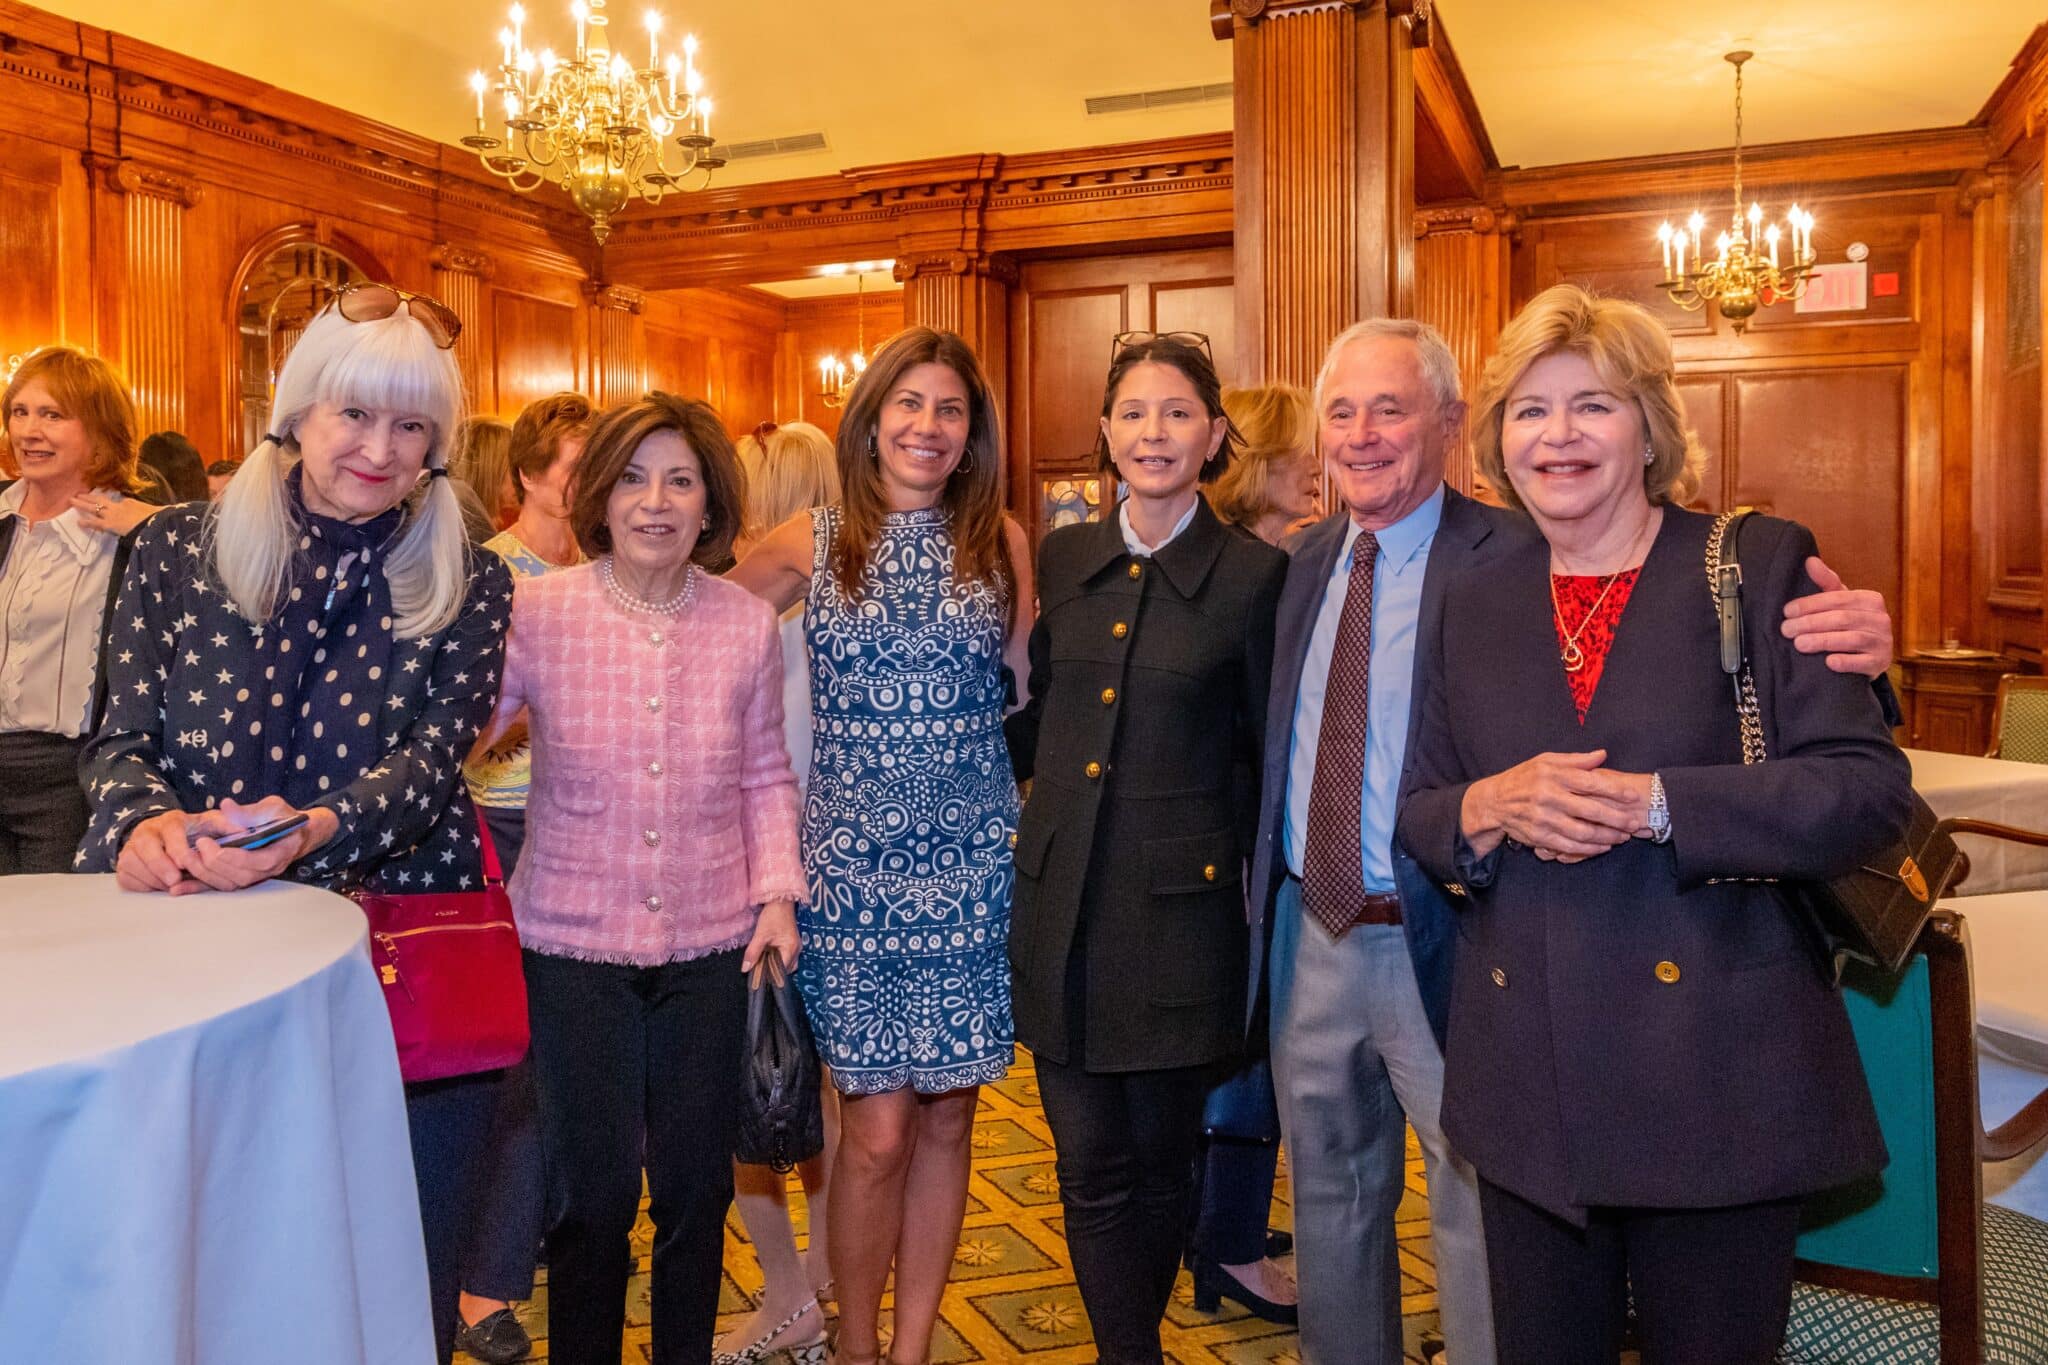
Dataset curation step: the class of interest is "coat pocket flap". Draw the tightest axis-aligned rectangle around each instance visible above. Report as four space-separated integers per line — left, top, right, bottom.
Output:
1145 829 1241 895
1013 812 1057 878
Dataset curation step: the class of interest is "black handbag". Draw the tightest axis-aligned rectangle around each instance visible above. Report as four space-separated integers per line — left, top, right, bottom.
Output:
734 950 825 1172
1707 512 1963 978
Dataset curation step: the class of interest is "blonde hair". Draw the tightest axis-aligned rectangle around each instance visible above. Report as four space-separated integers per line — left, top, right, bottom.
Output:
738 421 839 538
211 305 469 638
2 347 146 496
1209 385 1314 529
1471 283 1703 512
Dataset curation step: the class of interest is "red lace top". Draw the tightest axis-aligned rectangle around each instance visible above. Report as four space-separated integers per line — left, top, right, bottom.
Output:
1552 569 1640 723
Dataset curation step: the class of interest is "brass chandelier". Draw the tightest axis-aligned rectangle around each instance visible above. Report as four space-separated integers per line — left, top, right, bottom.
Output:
464 0 723 243
1656 52 1817 333
818 264 891 409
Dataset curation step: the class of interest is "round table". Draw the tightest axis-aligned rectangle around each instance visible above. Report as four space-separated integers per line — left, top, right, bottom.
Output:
1944 890 2048 1222
0 875 434 1364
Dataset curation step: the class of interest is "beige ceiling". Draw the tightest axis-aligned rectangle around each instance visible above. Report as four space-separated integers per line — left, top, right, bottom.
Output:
42 0 2046 188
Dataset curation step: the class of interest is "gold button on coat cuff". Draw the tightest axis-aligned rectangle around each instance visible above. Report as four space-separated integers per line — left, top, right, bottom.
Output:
1655 960 1682 984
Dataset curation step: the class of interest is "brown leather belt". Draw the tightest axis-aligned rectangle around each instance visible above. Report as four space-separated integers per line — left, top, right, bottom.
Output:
1354 891 1403 926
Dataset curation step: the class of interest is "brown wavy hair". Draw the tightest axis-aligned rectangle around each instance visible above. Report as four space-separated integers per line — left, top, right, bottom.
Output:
507 391 595 504
1 347 146 495
829 326 1014 618
569 391 744 568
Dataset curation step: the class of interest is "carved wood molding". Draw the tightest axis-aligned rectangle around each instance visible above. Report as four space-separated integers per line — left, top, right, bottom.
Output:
892 251 1019 287
430 242 497 280
1958 165 2007 215
1411 202 1516 238
1211 0 1432 42
584 282 646 313
91 155 203 207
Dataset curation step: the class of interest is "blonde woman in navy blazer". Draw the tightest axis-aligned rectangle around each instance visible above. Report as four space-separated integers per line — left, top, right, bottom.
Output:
1395 284 1913 1365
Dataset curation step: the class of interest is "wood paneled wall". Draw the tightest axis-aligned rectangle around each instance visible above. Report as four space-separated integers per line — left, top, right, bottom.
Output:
778 291 907 441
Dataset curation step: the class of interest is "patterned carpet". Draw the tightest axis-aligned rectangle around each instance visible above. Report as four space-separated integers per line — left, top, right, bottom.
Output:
458 1050 1446 1363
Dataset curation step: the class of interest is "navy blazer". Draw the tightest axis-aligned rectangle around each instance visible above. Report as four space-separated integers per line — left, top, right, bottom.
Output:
1394 509 1908 1220
1245 485 1525 1048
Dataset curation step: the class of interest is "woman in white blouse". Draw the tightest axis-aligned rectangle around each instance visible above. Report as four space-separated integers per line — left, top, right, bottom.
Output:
0 347 157 872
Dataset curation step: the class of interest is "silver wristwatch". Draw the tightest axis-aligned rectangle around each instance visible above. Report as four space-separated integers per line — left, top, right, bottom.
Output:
1647 771 1672 844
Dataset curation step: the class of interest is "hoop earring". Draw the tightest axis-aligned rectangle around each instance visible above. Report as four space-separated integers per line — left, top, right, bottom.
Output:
867 431 880 459
958 452 974 475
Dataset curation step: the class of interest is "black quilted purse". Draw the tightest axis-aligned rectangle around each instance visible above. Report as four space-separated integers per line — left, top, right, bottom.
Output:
1708 512 1963 978
734 950 825 1171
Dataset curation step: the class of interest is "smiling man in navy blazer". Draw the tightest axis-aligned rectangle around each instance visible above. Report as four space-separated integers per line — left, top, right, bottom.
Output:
1250 317 1897 1365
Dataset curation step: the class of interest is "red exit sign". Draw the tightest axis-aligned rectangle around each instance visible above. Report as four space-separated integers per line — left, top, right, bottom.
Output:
1794 262 1868 314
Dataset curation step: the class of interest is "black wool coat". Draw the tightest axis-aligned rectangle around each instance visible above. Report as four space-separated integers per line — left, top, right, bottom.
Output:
1005 497 1286 1072
1396 508 1911 1222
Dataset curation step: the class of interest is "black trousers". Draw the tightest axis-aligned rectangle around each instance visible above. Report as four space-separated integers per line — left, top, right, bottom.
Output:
526 947 747 1365
1035 1055 1212 1365
406 1072 503 1365
461 806 544 1302
1478 1176 1805 1365
0 730 90 874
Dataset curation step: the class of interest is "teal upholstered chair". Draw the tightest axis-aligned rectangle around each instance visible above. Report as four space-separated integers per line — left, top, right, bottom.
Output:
1779 908 2048 1364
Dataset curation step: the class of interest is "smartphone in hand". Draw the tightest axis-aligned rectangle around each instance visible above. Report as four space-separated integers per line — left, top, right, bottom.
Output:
188 813 310 851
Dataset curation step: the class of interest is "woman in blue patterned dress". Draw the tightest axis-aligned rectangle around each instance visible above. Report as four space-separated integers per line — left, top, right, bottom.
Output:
731 326 1032 1365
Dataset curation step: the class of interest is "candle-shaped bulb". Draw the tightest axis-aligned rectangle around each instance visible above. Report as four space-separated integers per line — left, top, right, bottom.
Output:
469 70 488 122
508 2 524 23
1656 221 1672 243
499 26 514 62
609 54 629 82
645 10 661 67
1765 223 1780 268
685 65 701 96
684 32 698 57
820 356 833 384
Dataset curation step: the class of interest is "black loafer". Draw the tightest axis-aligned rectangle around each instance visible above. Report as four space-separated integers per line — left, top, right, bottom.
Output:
455 1307 532 1364
1188 1253 1299 1326
1264 1227 1293 1259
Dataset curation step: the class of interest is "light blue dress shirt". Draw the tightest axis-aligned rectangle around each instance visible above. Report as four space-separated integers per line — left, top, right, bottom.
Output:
1282 484 1446 889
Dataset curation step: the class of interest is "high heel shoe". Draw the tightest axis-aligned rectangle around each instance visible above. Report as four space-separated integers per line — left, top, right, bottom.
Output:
1188 1253 1299 1326
712 1298 823 1365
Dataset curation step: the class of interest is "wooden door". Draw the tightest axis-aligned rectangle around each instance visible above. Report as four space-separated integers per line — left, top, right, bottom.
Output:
1006 247 1233 540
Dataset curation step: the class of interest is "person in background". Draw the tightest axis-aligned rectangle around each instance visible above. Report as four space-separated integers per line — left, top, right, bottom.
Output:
1178 381 1324 1326
450 415 518 533
481 391 805 1365
1003 334 1285 1365
139 430 209 502
0 348 154 872
454 389 594 1364
206 458 240 501
730 327 1032 1365
715 416 842 1365
76 287 513 1365
1396 283 1910 1363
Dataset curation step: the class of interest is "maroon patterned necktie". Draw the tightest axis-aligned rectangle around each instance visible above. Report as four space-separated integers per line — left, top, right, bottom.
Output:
1301 531 1378 939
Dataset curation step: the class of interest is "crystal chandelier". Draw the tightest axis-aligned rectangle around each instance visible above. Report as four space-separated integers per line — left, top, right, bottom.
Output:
1655 52 1817 333
463 0 723 244
818 264 890 409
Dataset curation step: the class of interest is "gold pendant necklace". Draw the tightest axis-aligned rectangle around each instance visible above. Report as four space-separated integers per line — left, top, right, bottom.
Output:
1551 571 1624 673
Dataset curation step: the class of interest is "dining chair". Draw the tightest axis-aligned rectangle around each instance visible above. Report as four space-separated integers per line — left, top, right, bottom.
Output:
1777 905 2048 1364
1985 674 2048 763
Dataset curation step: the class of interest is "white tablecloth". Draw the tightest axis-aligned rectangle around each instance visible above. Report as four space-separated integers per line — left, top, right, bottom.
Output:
0 875 433 1364
1943 891 2048 1221
1907 748 2048 895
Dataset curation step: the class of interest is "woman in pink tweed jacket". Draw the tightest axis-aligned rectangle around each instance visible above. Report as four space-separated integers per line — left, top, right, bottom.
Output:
481 392 808 1365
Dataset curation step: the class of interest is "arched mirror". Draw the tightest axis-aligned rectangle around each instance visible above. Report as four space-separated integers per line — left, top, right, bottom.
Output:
232 241 368 457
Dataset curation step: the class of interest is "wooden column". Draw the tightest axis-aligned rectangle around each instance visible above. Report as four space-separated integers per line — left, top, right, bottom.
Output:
1216 0 1421 386
584 283 647 405
430 243 495 409
1412 202 1512 493
98 160 201 435
895 251 1014 401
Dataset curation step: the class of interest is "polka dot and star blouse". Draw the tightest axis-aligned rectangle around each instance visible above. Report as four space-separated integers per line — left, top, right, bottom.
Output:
76 498 514 892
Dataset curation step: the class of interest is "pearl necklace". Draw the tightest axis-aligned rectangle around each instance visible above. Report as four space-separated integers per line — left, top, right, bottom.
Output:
601 557 697 616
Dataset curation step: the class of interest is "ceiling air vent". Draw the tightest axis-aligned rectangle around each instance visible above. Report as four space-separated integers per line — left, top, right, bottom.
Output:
711 130 830 161
1085 82 1231 116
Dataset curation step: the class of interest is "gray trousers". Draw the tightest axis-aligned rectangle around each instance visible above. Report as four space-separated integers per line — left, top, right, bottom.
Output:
1269 876 1495 1365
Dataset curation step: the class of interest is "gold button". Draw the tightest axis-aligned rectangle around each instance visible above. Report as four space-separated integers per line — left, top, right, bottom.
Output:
1655 960 1681 984
643 829 661 847
1100 687 1117 705
1111 621 1128 639
1008 832 1018 848
1203 864 1217 882
1128 561 1142 579
643 894 663 912
1490 966 1508 988
1084 761 1102 779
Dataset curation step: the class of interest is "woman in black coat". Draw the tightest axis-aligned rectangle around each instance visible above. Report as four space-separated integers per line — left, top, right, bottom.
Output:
1395 284 1913 1365
1005 333 1285 1365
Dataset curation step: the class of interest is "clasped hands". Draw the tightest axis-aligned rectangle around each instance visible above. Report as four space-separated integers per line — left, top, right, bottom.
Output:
1459 750 1654 865
116 796 340 896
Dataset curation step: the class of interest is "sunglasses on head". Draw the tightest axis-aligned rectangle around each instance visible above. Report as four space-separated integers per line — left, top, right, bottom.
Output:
1106 330 1213 375
751 421 779 445
333 282 463 350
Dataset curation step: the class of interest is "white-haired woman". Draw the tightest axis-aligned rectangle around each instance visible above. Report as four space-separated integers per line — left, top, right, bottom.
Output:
77 283 514 1365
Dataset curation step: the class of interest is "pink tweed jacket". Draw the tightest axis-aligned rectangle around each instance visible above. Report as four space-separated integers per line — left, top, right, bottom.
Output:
492 562 807 965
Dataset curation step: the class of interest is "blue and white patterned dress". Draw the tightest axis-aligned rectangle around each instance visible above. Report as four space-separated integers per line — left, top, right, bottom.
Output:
794 505 1019 1095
